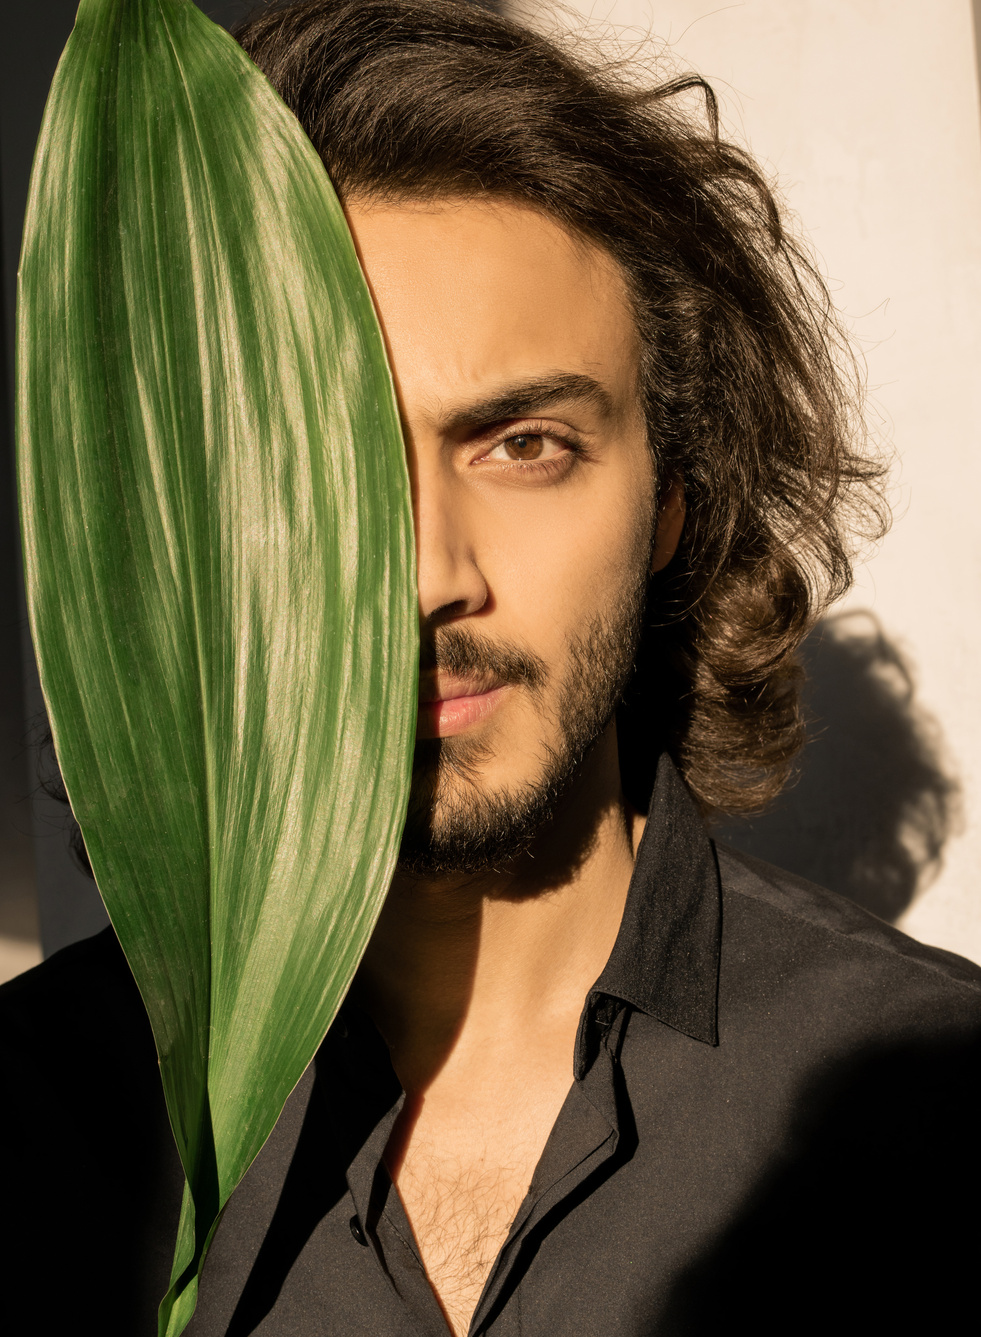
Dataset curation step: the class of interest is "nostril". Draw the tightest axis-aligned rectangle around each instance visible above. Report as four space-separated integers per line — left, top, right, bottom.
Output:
425 598 475 626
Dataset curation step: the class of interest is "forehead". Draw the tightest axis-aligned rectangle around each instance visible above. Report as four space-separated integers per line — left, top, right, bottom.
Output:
344 197 640 423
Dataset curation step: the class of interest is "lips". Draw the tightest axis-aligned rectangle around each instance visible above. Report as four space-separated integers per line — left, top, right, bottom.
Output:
418 671 502 703
416 674 508 739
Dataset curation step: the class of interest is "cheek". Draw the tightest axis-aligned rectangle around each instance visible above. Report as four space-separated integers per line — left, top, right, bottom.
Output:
477 467 654 656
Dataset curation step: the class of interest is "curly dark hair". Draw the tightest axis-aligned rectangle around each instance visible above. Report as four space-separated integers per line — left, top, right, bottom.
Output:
234 0 886 816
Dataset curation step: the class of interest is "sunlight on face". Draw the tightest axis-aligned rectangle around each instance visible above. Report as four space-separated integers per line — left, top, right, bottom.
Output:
346 198 656 871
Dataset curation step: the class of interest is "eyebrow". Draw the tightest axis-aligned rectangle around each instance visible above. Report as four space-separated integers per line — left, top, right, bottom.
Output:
439 372 617 432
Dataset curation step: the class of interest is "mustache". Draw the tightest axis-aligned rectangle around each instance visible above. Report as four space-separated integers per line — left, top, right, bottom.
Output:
419 624 547 692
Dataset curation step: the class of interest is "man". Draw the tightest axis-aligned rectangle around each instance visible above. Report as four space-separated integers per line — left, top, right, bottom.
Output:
3 2 979 1334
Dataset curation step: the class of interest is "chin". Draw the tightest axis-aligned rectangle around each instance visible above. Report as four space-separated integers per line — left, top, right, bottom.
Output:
397 739 585 877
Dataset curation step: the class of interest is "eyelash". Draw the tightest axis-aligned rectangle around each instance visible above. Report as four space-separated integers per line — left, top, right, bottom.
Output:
477 420 585 475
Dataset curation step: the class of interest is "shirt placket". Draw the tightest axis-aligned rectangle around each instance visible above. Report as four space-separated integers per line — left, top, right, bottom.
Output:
334 1016 456 1336
467 999 631 1336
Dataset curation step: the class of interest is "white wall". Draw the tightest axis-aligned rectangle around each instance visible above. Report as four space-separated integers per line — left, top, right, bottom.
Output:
515 0 981 962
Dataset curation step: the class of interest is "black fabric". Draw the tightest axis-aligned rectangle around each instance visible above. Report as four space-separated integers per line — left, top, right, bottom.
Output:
2 753 980 1335
591 755 721 1047
0 926 184 1333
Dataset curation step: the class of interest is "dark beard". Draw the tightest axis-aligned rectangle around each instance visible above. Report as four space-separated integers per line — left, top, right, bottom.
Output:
397 585 647 876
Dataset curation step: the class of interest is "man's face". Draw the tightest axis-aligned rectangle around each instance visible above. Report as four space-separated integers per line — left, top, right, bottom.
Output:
346 198 656 874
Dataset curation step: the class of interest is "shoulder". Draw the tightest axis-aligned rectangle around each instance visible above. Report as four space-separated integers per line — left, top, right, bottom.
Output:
658 844 981 1337
0 926 162 1084
0 925 140 1032
0 931 182 1332
714 841 981 1037
0 925 166 1122
0 924 164 1129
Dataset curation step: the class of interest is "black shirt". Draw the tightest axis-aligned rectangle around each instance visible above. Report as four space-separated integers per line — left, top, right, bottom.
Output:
2 755 980 1335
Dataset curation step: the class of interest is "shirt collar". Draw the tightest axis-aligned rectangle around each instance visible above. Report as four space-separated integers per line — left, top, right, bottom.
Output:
590 751 721 1048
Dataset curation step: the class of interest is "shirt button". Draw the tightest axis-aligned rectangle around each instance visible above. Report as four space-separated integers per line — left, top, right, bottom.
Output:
349 1215 368 1246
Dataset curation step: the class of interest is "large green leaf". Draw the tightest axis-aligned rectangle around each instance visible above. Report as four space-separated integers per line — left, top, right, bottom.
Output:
16 1 418 1330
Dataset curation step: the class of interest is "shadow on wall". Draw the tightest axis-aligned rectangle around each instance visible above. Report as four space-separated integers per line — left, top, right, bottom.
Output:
714 610 961 923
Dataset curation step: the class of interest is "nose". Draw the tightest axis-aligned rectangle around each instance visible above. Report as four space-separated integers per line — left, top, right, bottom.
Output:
412 449 488 627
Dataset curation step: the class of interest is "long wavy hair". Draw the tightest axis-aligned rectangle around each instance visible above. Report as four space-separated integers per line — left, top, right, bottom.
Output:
233 0 886 816
43 0 886 864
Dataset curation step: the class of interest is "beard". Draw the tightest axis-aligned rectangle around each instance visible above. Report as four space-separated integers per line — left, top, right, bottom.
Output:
397 579 648 877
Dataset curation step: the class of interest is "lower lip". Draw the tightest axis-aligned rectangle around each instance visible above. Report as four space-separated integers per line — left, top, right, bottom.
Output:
416 686 507 739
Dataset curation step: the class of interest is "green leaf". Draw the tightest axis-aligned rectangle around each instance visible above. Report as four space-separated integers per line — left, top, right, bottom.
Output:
16 1 418 1330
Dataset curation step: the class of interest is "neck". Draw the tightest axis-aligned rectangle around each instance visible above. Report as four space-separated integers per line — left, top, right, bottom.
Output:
354 722 643 1093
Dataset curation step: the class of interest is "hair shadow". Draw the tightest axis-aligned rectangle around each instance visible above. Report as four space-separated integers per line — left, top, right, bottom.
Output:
713 610 961 922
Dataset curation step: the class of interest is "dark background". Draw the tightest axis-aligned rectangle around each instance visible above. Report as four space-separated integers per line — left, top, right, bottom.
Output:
1 2 976 961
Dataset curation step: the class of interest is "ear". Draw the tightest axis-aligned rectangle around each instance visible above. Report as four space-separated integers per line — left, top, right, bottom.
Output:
651 478 685 573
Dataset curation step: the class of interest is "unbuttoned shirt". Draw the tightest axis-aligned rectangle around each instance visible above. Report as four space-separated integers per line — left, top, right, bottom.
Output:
2 755 980 1335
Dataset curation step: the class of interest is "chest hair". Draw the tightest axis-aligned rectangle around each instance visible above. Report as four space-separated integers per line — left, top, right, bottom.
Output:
393 1135 538 1336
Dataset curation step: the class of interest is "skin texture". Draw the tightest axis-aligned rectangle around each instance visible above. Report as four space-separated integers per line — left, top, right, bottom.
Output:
347 198 684 1336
